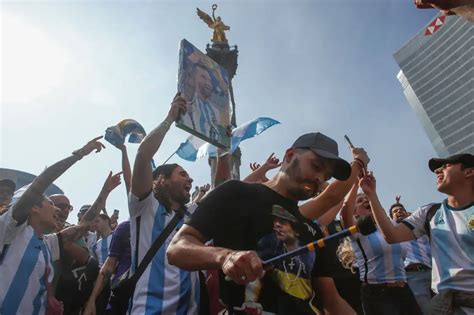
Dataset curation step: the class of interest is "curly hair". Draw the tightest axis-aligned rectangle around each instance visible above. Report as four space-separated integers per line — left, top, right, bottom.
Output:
336 238 357 274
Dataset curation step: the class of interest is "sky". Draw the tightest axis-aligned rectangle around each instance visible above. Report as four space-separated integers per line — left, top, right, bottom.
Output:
0 0 445 223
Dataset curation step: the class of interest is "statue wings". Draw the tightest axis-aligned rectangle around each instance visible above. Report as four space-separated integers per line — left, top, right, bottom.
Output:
196 8 214 27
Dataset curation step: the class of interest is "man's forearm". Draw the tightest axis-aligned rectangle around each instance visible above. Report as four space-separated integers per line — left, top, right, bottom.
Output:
88 257 116 303
82 188 110 223
13 154 81 224
167 234 231 271
367 193 401 242
121 147 132 193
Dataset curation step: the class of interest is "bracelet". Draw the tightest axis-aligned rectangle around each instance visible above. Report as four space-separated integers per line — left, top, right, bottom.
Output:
351 160 364 170
72 148 84 160
161 120 172 129
354 158 366 168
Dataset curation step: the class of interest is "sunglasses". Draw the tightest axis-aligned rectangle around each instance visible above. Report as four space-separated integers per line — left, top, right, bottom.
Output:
56 203 73 211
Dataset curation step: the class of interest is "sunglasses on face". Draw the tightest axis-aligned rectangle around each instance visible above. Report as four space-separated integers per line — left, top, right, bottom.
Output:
56 203 73 211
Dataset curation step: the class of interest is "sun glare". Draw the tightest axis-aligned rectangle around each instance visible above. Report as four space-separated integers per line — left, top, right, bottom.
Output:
1 13 70 104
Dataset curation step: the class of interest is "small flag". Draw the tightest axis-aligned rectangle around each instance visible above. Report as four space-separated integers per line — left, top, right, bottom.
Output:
176 136 207 161
104 119 146 146
176 117 280 161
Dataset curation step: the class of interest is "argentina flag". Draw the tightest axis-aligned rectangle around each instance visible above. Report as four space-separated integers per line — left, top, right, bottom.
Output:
176 117 280 161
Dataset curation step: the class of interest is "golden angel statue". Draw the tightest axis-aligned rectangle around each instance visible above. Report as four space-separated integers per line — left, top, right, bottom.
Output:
197 4 230 43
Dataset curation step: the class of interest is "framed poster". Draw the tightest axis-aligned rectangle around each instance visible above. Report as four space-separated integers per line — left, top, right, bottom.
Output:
176 39 231 148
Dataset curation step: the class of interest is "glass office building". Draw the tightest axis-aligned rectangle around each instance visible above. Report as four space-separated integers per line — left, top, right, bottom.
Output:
394 15 473 157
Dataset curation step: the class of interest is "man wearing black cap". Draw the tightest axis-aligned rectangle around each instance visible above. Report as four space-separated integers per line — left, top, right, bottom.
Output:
167 132 369 314
358 153 474 314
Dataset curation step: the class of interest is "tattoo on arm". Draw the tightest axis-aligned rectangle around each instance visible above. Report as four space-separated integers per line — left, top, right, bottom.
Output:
60 225 87 243
12 155 80 224
82 192 107 223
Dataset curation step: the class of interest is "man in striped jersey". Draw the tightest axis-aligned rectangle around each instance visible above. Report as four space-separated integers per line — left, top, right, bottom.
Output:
92 214 114 268
361 153 474 315
127 94 201 314
390 200 432 314
0 136 121 315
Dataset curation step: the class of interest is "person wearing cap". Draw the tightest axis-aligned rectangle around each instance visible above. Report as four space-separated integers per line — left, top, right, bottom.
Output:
357 153 474 314
126 94 202 314
167 132 369 314
389 197 432 315
0 136 120 315
0 178 15 208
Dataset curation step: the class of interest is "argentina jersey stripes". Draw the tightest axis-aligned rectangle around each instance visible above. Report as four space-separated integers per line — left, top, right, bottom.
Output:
0 209 60 315
403 200 474 293
403 235 431 268
128 192 199 315
92 233 113 268
351 229 407 283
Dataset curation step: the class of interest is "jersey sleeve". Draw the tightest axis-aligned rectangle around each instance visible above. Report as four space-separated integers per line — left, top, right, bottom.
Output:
128 191 158 218
401 204 432 238
0 205 26 249
43 233 62 261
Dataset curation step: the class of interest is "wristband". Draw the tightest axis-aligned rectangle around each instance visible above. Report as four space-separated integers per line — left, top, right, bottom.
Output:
72 148 85 160
354 158 366 168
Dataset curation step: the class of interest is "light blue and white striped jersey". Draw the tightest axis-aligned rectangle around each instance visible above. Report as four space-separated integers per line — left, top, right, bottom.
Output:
0 206 61 315
403 200 474 293
92 233 113 268
351 229 407 284
128 193 200 315
403 235 432 268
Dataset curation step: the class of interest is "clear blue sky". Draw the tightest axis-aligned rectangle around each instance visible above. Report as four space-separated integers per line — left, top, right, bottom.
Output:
1 0 444 223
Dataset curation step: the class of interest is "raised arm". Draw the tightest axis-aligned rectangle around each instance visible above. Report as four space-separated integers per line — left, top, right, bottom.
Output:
359 172 415 243
339 182 359 228
12 136 105 224
60 171 122 243
113 143 132 193
299 147 369 220
131 95 186 199
243 153 281 184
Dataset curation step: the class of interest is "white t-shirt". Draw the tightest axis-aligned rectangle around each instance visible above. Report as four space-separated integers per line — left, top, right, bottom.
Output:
403 200 474 293
0 207 61 315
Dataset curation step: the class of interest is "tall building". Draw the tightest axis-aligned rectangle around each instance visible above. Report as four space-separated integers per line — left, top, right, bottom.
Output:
394 15 473 157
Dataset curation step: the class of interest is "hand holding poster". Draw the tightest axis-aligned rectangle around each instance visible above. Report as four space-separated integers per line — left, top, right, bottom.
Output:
177 39 231 148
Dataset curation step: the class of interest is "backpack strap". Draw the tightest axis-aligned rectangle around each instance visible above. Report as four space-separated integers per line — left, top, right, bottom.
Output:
424 203 442 239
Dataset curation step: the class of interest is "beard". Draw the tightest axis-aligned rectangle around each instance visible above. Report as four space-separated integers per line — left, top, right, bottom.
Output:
284 157 320 200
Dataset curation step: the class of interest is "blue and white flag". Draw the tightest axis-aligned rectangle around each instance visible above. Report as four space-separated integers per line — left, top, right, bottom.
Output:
229 117 280 153
176 136 207 161
176 117 280 161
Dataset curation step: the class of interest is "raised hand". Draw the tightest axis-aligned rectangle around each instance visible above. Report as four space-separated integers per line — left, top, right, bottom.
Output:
359 171 376 197
262 153 281 170
103 171 123 193
167 93 187 122
249 162 261 172
73 136 106 159
351 147 370 168
200 183 211 193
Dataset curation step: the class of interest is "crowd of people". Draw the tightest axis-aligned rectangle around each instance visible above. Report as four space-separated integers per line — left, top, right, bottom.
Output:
1 91 472 315
1 1 473 315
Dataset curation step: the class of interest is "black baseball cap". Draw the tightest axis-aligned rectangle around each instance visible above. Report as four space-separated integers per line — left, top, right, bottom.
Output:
0 179 16 193
429 153 474 172
292 132 351 180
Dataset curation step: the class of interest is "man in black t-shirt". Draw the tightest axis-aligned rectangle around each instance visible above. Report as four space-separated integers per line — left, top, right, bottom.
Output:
167 133 354 314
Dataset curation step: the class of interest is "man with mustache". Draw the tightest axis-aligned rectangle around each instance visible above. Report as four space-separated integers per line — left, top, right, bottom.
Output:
167 132 369 314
